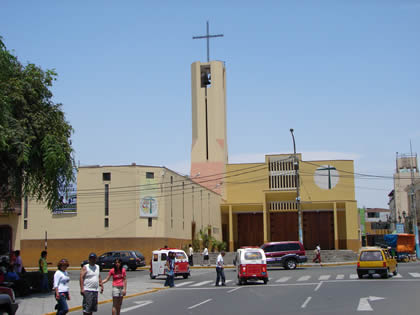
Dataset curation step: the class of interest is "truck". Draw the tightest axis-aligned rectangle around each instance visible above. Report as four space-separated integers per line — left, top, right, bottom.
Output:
383 233 415 262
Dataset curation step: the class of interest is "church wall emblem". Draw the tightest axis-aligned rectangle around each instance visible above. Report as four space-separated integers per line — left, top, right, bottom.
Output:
140 196 158 217
314 165 339 190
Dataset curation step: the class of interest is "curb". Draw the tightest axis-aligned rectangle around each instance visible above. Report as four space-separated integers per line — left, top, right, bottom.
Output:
299 262 357 267
43 288 168 315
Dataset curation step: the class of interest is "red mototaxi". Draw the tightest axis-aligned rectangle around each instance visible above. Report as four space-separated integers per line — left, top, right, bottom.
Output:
235 247 268 285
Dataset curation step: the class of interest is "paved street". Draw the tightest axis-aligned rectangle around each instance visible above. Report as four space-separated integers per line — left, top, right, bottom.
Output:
90 263 420 315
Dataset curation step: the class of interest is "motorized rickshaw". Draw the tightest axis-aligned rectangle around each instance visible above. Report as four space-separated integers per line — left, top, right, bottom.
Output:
149 248 190 279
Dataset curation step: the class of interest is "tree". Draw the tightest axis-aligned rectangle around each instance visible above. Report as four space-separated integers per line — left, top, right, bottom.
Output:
0 37 75 211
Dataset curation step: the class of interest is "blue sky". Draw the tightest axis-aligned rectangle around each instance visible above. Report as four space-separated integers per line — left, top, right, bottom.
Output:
1 1 419 208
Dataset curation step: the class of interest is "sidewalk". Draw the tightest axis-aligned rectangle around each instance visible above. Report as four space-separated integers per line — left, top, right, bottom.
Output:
16 275 164 315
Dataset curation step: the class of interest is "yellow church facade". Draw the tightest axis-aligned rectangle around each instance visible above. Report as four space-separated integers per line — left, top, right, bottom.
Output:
220 154 360 252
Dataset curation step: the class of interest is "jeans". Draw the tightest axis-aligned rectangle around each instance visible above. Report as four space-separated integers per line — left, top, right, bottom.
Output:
56 292 69 315
41 273 49 291
216 267 225 285
164 274 174 287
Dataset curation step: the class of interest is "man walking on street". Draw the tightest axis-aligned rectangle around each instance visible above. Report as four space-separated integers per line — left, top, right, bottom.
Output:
39 250 49 292
215 251 226 286
80 253 104 315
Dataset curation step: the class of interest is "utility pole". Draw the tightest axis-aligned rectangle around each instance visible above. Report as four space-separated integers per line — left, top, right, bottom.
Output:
409 141 420 258
290 129 303 244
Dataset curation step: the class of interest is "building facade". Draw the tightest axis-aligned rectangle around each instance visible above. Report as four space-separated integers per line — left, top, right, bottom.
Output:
18 164 222 266
219 154 360 252
0 201 21 259
393 153 419 225
363 208 391 246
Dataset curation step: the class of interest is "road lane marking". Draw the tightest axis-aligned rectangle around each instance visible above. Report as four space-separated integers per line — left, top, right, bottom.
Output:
191 280 213 287
301 297 312 308
409 272 420 278
393 274 402 278
276 277 291 283
175 281 194 287
188 299 212 310
297 275 311 281
121 300 153 313
349 274 358 279
319 275 330 281
227 287 241 293
357 296 385 312
225 280 233 284
314 282 322 291
336 274 344 280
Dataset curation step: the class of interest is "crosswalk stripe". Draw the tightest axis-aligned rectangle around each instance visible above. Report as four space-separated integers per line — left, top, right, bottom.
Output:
297 275 311 282
276 277 291 283
225 280 233 283
191 280 213 287
319 275 330 281
409 273 420 278
336 274 344 280
175 281 194 287
349 274 358 279
393 274 402 278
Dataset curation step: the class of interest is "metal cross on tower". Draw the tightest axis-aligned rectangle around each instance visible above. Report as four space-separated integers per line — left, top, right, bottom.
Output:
192 21 223 62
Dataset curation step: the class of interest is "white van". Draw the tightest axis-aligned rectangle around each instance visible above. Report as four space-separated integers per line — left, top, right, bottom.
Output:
149 248 190 279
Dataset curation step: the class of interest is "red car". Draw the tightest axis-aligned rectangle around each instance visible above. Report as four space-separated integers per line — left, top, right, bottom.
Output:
260 241 307 269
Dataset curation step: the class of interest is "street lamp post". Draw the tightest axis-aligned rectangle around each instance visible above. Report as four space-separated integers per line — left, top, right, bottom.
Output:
290 128 303 244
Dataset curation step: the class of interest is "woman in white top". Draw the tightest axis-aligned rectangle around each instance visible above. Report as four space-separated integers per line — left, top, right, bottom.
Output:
53 259 70 315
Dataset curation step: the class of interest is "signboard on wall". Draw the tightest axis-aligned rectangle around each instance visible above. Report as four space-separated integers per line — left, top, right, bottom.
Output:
140 196 158 217
139 172 159 218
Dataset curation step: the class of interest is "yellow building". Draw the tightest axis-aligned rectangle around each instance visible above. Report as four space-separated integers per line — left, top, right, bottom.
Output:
17 164 222 266
220 154 360 252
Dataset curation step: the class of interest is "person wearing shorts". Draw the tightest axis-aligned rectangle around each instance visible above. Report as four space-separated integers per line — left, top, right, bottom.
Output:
80 253 104 315
102 258 127 315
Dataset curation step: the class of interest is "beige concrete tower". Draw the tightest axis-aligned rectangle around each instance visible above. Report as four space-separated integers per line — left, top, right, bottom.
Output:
190 61 228 195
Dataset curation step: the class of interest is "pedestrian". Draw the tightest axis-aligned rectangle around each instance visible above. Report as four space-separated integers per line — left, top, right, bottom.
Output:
9 250 16 268
102 258 127 315
188 244 194 266
215 251 226 286
14 250 23 274
5 264 29 296
53 259 70 315
80 253 104 315
312 245 321 264
202 247 209 266
164 252 175 288
39 250 50 292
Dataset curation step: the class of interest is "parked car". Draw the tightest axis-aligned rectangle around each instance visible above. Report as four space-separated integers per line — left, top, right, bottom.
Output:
260 241 307 270
357 246 397 279
81 250 146 271
0 286 18 315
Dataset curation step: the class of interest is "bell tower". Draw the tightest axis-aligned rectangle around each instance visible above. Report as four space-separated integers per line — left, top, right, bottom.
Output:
190 61 228 195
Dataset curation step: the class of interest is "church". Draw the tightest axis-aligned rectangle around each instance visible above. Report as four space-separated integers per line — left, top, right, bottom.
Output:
189 59 360 252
